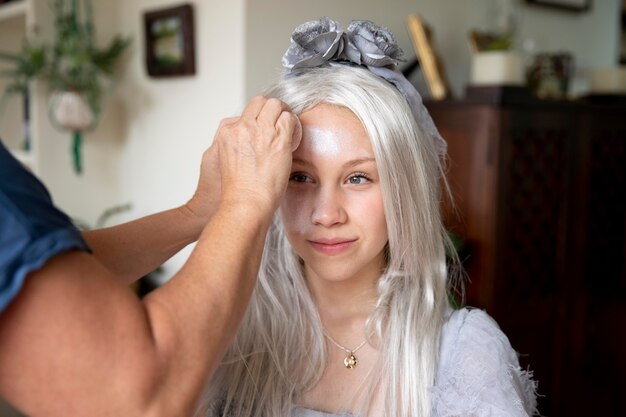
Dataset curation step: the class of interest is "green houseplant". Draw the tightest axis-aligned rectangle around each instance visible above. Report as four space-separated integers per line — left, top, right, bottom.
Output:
0 0 130 174
0 42 46 152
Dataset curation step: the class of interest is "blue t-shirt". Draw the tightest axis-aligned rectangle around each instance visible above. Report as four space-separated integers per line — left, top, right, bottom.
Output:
0 141 90 313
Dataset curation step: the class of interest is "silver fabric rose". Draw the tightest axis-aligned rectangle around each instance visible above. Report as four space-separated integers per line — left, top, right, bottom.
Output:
282 17 345 70
343 20 404 68
281 17 447 155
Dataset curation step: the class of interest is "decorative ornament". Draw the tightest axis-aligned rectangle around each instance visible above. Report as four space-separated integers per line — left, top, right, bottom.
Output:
281 17 447 155
48 90 98 174
343 353 358 369
323 330 369 370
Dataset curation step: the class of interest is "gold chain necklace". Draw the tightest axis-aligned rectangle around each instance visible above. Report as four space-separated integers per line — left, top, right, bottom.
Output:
323 330 368 369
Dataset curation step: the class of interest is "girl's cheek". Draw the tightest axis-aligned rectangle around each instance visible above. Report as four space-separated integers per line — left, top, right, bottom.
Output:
281 190 313 235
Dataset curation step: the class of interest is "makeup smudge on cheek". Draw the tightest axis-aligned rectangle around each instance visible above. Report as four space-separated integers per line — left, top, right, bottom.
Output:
280 193 313 236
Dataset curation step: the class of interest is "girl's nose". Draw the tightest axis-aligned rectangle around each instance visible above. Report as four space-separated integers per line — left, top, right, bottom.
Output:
311 187 347 227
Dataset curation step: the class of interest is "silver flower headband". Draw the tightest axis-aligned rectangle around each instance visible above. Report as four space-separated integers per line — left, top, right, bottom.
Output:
282 17 447 155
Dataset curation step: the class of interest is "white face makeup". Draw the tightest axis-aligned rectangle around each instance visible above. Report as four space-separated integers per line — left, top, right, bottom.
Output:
280 104 388 286
302 126 343 157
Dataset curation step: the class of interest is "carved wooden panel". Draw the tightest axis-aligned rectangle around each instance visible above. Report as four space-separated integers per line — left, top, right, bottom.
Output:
584 127 626 295
498 126 569 301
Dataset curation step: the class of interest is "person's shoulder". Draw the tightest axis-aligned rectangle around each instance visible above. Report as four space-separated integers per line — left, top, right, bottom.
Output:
433 307 538 416
440 307 521 374
0 140 91 314
441 307 508 352
443 305 498 329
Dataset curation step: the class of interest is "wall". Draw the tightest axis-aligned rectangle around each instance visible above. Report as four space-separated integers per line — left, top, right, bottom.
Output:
245 0 621 99
111 0 246 278
36 0 246 279
30 1 126 230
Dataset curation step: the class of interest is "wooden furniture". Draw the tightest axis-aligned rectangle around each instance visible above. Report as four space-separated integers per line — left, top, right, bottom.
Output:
427 87 626 417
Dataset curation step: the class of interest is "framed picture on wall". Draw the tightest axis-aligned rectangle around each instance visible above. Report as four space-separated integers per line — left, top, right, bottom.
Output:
526 0 592 12
144 4 195 77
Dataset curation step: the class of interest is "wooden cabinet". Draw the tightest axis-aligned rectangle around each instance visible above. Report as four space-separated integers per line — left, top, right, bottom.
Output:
428 87 626 417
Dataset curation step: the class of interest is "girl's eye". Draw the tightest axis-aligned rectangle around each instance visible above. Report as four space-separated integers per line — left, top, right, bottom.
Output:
346 173 371 185
290 173 312 183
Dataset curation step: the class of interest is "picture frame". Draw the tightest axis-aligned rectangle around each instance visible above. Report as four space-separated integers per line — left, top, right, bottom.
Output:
144 4 195 77
406 14 450 100
526 0 592 12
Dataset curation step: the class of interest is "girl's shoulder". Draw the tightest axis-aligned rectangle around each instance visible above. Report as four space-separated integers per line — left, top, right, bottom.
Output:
439 307 508 357
432 307 539 417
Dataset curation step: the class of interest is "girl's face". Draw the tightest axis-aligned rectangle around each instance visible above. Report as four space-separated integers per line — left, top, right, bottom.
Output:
280 104 388 285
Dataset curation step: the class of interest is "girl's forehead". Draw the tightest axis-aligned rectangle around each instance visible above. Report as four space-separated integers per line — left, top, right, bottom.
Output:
300 127 343 156
297 104 372 153
296 123 374 161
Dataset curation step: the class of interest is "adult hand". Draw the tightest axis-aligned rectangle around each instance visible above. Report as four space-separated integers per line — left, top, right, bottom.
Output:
185 141 222 224
214 96 301 214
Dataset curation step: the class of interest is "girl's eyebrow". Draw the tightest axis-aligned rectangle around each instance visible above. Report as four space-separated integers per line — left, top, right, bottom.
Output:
344 157 376 169
292 157 313 167
292 157 376 168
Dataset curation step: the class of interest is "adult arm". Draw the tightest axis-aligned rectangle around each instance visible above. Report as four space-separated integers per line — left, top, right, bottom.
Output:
82 144 221 284
0 97 301 417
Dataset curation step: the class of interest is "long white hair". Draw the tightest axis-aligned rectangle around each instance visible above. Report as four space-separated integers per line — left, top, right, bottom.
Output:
202 64 457 417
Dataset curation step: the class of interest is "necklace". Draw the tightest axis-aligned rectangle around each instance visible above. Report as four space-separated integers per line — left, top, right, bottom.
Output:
323 330 368 369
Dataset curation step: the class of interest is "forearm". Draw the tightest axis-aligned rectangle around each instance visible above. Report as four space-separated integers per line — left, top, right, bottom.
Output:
83 204 207 284
0 202 273 417
141 201 272 414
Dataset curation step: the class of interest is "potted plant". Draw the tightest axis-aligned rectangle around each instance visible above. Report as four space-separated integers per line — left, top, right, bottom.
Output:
468 30 524 86
0 0 130 174
467 0 524 87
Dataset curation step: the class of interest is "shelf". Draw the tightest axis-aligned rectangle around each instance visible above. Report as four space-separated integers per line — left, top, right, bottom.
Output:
0 1 27 22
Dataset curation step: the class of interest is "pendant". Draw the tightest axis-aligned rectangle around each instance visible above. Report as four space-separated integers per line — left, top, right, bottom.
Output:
344 353 358 369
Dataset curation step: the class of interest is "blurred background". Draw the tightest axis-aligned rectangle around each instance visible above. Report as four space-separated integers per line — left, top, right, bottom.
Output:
0 0 624 416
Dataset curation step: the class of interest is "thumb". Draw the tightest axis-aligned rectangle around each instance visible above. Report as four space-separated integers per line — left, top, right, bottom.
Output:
291 114 302 152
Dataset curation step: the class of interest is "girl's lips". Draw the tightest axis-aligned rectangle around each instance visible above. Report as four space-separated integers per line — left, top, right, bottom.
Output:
309 239 357 255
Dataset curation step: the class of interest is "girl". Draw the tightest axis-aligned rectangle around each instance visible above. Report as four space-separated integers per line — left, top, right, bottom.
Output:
202 18 537 417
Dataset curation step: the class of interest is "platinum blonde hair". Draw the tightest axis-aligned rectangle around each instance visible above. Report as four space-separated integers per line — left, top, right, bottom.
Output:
202 64 457 417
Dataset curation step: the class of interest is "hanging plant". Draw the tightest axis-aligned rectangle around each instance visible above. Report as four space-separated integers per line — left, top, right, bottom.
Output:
0 42 46 96
0 0 130 174
0 42 46 151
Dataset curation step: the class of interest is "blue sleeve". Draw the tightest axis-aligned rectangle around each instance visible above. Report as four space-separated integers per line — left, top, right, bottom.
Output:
0 140 91 313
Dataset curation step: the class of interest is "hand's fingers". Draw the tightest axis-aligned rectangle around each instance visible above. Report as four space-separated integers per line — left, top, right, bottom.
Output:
219 116 239 127
290 114 302 151
213 117 240 150
256 98 292 128
240 96 268 121
275 111 302 151
205 139 220 163
215 117 239 138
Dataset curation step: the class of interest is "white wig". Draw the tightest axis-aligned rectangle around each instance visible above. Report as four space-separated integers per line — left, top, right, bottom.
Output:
202 64 458 417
